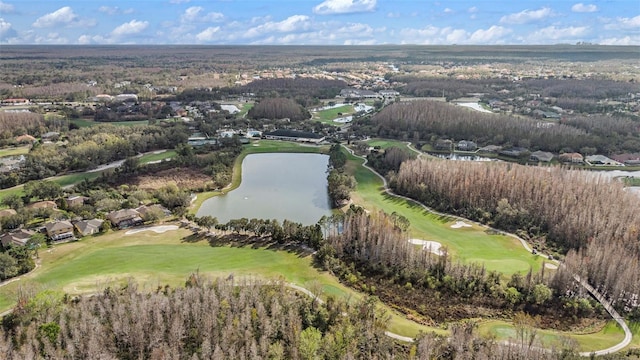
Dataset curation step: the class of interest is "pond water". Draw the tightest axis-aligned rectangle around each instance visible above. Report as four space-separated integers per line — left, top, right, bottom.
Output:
196 153 332 225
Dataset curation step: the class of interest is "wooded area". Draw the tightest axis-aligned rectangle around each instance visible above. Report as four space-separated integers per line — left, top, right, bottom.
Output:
390 159 640 318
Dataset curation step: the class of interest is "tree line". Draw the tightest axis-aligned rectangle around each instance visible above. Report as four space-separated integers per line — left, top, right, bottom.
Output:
1 273 606 359
390 158 640 318
248 97 310 121
326 144 355 207
369 100 629 154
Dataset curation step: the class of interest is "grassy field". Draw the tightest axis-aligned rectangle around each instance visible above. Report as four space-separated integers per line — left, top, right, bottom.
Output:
0 227 436 338
0 172 103 201
138 150 177 164
0 146 30 157
344 147 544 275
312 105 354 124
477 320 626 353
237 103 254 118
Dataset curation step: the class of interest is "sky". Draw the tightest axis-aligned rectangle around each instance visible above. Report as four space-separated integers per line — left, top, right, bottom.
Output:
0 0 638 45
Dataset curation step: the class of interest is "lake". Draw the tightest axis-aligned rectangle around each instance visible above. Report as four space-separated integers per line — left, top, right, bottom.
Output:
196 153 332 225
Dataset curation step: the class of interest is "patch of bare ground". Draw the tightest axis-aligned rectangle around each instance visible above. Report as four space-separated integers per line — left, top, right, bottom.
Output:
133 167 213 190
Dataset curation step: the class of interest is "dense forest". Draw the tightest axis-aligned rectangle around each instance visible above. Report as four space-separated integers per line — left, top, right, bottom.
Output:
368 100 640 154
390 159 640 317
238 78 347 107
248 97 310 121
1 274 603 360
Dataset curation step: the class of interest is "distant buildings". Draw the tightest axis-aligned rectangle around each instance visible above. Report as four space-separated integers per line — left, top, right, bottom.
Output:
263 129 325 144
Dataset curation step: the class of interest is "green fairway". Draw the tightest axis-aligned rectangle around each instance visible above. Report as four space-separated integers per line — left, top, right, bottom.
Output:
238 103 254 117
0 146 30 157
478 320 625 353
312 104 354 124
0 227 435 338
138 150 177 164
345 148 543 275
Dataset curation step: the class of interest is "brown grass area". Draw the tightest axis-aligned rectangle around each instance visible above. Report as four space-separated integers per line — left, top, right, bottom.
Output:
133 168 213 190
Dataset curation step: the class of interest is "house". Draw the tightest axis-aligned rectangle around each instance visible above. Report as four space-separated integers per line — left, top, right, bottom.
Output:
339 88 381 99
136 204 171 221
0 229 34 248
379 90 399 97
45 220 75 242
26 201 58 210
115 94 138 102
585 155 623 166
611 153 640 166
532 110 561 119
66 196 89 208
457 140 477 151
499 147 529 158
558 153 584 164
0 209 17 218
263 129 325 144
478 145 502 153
74 219 104 237
529 151 554 162
41 132 60 140
107 209 143 229
434 139 453 151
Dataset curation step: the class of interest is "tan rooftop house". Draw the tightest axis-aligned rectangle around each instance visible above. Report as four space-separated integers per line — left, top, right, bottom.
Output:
1 229 34 248
66 196 89 208
45 220 75 242
0 209 17 218
74 219 104 237
27 201 57 210
107 209 143 229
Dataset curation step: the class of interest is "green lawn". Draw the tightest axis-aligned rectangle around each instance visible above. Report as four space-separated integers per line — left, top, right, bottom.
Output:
478 320 626 353
138 150 177 164
0 227 436 338
0 172 103 201
0 146 30 157
238 103 254 117
312 105 354 124
345 148 543 275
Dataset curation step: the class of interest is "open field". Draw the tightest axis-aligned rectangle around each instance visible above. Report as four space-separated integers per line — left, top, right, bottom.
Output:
0 227 436 338
0 146 30 157
138 150 177 164
478 320 626 353
344 147 544 275
0 171 103 200
312 104 354 124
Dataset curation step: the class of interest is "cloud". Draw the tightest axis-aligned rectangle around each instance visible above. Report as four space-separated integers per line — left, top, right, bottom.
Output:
387 12 400 18
0 17 16 39
468 6 478 13
196 26 221 41
604 15 640 30
313 0 376 15
599 36 640 45
571 3 597 13
181 6 224 23
33 6 95 28
111 20 149 37
526 25 589 42
500 7 553 24
244 15 310 38
99 6 134 15
443 8 453 14
468 25 511 43
0 1 14 13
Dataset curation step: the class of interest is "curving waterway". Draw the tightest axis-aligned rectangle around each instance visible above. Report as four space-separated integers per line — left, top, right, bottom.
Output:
196 153 332 225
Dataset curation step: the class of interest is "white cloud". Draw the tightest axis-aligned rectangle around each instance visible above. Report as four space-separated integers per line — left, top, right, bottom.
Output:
468 6 478 13
526 25 589 43
196 26 221 41
599 35 640 45
443 8 453 14
111 20 149 37
468 25 511 43
77 34 92 44
33 6 95 28
0 1 14 13
313 0 376 15
604 15 640 30
0 17 15 38
99 6 134 16
571 3 597 13
387 12 400 18
244 15 310 38
181 6 224 23
500 7 553 24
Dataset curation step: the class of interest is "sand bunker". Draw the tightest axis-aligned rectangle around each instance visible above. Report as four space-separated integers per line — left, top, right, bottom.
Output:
409 239 444 256
450 221 472 229
544 263 558 270
125 225 179 235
